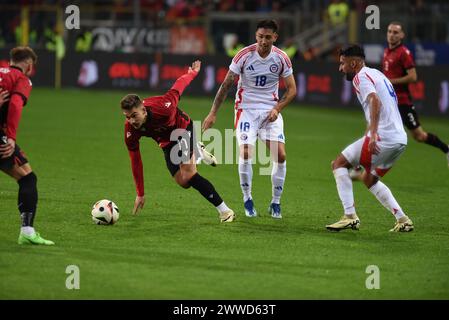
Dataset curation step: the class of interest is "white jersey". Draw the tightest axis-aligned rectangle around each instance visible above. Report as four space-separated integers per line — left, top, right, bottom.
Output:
229 44 293 110
353 66 407 145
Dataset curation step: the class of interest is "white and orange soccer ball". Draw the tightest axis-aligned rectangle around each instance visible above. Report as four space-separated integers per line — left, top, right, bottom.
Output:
91 199 120 225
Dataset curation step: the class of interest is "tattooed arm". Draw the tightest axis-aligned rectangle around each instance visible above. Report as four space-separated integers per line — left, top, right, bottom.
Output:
202 70 237 131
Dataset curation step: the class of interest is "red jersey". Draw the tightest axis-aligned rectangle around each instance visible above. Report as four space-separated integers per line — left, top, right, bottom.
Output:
382 44 415 105
125 89 191 150
125 70 198 196
0 65 32 140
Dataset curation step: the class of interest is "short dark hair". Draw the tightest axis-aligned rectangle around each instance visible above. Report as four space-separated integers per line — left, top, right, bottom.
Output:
10 46 37 64
120 94 142 110
256 19 278 33
339 44 365 59
389 21 405 32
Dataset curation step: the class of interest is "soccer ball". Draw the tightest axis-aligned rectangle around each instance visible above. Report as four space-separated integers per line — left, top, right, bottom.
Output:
91 199 120 225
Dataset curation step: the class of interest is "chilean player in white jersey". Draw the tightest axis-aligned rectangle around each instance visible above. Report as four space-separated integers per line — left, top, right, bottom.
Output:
326 44 414 232
202 20 297 219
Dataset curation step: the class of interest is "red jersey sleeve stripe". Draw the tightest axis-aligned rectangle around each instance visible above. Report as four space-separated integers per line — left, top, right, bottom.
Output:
353 74 360 87
233 45 257 63
273 47 292 68
365 72 375 85
233 48 250 63
234 44 256 60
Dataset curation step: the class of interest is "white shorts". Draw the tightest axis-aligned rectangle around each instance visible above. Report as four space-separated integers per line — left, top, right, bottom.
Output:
342 136 406 177
234 109 285 146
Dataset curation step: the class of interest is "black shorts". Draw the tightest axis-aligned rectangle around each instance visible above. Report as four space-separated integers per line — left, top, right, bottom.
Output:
398 104 421 130
162 121 195 177
0 132 29 171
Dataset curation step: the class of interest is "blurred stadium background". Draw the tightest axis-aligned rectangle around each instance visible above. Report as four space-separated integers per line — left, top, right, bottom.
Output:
0 0 448 116
1 0 449 300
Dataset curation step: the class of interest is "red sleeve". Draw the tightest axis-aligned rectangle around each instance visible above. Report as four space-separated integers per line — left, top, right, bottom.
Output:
402 49 415 70
5 94 24 141
129 149 145 197
170 70 198 96
12 76 32 106
125 123 144 196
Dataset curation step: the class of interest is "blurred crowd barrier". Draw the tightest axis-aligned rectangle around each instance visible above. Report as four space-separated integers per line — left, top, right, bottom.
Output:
1 48 447 118
2 1 448 62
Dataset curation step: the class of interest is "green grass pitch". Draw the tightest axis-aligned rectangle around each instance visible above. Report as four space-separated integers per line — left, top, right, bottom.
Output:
1 88 448 299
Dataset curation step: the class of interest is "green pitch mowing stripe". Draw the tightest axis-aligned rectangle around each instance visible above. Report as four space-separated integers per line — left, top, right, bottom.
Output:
0 88 448 299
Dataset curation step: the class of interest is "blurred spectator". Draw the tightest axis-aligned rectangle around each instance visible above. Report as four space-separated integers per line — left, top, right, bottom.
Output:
75 30 93 53
410 0 430 42
225 34 244 57
302 47 319 61
166 0 203 21
44 25 65 59
272 0 282 12
327 0 349 26
256 0 271 13
216 0 238 11
281 37 298 60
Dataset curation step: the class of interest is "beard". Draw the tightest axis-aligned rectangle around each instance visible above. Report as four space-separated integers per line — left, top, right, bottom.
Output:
345 72 356 81
388 38 400 47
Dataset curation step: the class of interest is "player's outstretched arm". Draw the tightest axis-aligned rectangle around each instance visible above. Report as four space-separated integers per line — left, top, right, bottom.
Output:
202 70 237 131
171 60 201 96
128 148 145 215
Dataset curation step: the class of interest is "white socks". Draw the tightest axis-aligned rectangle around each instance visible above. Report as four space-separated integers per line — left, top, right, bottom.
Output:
238 157 253 202
216 201 231 214
239 158 286 204
21 226 35 236
369 181 406 220
271 161 286 204
333 168 356 215
334 167 407 221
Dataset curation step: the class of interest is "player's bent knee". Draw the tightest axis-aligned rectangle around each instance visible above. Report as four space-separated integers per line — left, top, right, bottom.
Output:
332 159 343 170
240 151 251 160
277 153 286 163
178 173 196 188
175 176 191 189
240 145 252 160
362 174 378 188
179 182 190 189
18 172 38 192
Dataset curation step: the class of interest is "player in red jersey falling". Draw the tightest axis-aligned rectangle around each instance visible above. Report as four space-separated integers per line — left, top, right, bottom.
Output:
383 21 449 166
121 60 235 222
0 47 54 245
